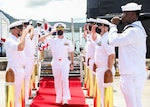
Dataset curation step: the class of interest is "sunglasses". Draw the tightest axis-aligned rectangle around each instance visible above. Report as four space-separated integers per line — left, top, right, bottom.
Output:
16 25 23 30
88 22 96 25
24 22 29 25
97 23 103 26
37 23 42 26
56 26 65 30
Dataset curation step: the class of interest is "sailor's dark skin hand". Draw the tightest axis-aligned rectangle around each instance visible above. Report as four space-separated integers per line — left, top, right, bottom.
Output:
87 58 90 66
104 69 113 83
111 17 121 25
93 63 97 72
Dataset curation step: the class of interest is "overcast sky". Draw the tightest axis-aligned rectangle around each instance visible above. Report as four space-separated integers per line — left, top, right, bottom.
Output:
0 0 87 22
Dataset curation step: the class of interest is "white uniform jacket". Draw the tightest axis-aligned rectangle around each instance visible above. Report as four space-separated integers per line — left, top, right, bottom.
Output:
4 34 25 68
108 21 147 75
44 36 74 66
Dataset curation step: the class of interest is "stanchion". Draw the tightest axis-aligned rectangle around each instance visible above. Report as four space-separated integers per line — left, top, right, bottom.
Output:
32 63 37 90
93 73 101 107
87 68 94 97
85 66 90 90
79 53 84 86
104 70 113 107
37 61 41 87
6 68 15 107
28 63 35 99
29 74 34 99
83 62 87 88
20 78 25 107
115 65 120 76
39 51 44 61
37 50 42 87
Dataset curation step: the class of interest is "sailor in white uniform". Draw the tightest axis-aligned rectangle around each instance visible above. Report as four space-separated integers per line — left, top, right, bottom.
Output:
108 2 147 107
33 21 43 56
4 20 32 107
84 18 99 75
38 23 74 105
83 18 97 66
83 18 98 97
33 21 42 45
22 19 35 104
94 18 115 107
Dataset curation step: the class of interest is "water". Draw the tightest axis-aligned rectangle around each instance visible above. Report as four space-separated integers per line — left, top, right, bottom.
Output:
64 32 86 52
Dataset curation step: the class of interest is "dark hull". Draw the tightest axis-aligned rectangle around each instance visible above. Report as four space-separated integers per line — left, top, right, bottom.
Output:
87 0 150 58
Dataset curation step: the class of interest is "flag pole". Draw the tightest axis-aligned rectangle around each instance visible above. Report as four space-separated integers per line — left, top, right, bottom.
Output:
71 18 75 47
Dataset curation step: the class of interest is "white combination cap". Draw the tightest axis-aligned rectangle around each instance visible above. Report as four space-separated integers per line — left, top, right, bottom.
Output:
97 18 111 26
53 23 66 29
87 18 97 23
36 21 42 24
9 20 23 29
121 2 142 11
22 19 30 23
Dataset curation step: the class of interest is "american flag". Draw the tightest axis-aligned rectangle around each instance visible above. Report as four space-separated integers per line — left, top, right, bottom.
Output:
42 18 52 32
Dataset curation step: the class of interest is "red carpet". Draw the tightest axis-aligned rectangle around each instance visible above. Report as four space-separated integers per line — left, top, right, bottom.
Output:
30 77 89 107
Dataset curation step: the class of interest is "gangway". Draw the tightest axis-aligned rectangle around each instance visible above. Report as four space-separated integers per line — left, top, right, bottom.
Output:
39 48 84 78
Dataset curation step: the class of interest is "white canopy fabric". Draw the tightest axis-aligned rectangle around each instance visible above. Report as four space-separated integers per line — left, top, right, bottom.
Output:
0 12 10 39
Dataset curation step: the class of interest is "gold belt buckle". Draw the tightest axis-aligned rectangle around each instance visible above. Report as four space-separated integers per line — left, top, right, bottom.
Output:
58 59 62 61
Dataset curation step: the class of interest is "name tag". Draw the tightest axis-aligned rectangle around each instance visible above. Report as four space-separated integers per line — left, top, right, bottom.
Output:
97 41 101 46
64 43 69 46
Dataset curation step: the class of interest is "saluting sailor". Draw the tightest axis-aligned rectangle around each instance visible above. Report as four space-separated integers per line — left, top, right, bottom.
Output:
84 18 97 67
33 21 42 45
83 18 96 66
108 2 147 107
33 21 43 55
38 23 74 105
94 18 115 107
4 20 32 107
22 19 35 104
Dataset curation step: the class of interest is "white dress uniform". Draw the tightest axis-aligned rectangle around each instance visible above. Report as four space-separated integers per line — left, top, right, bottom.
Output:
85 18 98 70
108 3 147 107
4 34 25 107
33 21 42 56
84 34 92 65
44 35 74 102
33 27 40 48
24 33 35 102
89 34 100 71
94 32 115 107
33 21 42 47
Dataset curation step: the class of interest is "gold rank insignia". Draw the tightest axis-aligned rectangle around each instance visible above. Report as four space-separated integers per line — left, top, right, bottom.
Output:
64 43 69 46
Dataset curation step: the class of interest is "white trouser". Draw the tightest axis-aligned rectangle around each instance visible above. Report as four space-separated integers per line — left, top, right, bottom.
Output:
96 66 115 107
11 67 25 107
89 58 94 72
120 73 147 107
96 67 105 107
24 57 34 103
52 61 71 101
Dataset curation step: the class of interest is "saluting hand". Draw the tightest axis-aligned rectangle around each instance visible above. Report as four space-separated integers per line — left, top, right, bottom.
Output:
91 25 98 34
111 17 121 25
